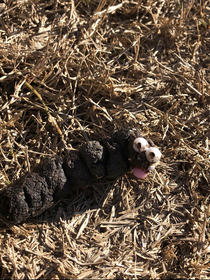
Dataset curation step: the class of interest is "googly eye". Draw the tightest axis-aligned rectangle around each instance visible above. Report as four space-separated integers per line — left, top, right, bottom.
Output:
133 137 149 153
145 147 161 163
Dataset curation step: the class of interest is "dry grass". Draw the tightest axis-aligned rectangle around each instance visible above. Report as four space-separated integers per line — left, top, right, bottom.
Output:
0 0 210 278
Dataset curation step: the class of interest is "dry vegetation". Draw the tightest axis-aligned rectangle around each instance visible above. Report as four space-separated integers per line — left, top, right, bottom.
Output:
0 0 210 278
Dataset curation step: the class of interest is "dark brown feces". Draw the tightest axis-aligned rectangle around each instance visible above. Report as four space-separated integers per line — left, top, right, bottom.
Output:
0 128 161 224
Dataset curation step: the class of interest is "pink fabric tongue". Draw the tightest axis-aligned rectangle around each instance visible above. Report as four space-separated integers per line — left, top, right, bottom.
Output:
133 167 147 179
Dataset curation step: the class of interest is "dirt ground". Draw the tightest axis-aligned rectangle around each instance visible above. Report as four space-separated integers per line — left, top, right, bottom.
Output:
0 0 210 279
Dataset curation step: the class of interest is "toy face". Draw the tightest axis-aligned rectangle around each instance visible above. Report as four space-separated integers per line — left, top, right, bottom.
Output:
129 136 162 179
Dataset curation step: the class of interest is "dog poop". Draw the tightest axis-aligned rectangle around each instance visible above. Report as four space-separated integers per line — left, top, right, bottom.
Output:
0 128 161 224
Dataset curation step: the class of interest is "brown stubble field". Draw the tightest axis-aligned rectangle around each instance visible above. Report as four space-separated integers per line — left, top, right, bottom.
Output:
0 0 210 279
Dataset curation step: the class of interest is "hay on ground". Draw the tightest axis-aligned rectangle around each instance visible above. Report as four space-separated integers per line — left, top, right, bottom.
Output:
0 0 210 279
